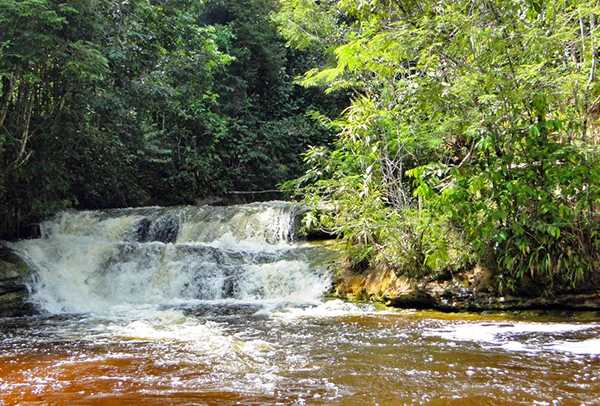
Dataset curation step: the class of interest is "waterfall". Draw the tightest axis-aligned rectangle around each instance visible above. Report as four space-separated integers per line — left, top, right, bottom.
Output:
9 202 331 314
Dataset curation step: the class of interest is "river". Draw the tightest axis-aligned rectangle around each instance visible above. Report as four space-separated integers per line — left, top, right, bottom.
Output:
1 202 599 405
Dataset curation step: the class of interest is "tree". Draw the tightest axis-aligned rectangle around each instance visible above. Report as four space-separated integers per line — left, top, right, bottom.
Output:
279 0 600 294
0 0 341 239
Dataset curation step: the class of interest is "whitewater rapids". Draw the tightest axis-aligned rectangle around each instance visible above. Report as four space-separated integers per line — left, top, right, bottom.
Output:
2 202 600 404
9 201 333 315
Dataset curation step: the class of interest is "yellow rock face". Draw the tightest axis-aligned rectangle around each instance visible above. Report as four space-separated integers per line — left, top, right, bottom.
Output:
335 267 417 302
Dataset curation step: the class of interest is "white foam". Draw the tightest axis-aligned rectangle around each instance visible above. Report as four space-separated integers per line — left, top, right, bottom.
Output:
272 299 377 320
41 211 143 240
10 202 330 315
547 338 600 355
426 322 600 354
199 232 293 253
104 310 276 367
236 260 330 303
176 202 302 245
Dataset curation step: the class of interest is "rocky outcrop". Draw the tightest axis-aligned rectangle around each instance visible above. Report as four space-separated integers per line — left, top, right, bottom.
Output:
132 215 180 244
0 247 34 317
333 265 600 311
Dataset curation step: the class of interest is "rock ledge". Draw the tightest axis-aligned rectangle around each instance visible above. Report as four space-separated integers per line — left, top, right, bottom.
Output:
333 266 600 311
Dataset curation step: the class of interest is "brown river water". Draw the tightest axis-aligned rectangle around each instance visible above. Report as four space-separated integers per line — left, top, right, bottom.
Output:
1 305 600 405
1 203 599 405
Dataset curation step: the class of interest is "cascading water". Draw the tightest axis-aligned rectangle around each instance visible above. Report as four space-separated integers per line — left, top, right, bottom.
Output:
9 201 331 314
3 202 600 405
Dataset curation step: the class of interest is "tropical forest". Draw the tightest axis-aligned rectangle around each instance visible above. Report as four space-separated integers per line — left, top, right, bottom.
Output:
0 0 599 404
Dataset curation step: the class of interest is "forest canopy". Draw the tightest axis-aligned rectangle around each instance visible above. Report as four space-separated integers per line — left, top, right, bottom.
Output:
0 0 342 239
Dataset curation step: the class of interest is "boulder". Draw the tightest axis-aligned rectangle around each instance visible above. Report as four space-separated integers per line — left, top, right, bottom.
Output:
0 247 34 317
147 215 179 243
132 215 180 244
132 218 152 242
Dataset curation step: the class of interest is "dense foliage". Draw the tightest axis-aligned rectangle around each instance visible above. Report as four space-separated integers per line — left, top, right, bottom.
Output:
0 0 340 239
279 0 600 294
2 0 598 295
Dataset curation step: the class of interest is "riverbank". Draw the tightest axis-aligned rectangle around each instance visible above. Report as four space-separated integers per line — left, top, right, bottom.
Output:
332 264 600 312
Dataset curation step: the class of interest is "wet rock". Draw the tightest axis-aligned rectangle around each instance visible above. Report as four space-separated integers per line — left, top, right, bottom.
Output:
149 215 179 243
387 290 438 309
134 215 180 244
221 269 237 298
333 265 600 312
132 218 152 242
0 247 34 317
334 266 415 302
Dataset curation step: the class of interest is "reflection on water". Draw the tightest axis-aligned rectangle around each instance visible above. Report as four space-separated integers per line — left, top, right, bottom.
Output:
1 303 600 405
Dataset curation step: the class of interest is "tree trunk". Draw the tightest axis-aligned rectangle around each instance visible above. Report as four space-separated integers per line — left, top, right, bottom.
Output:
0 75 13 129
